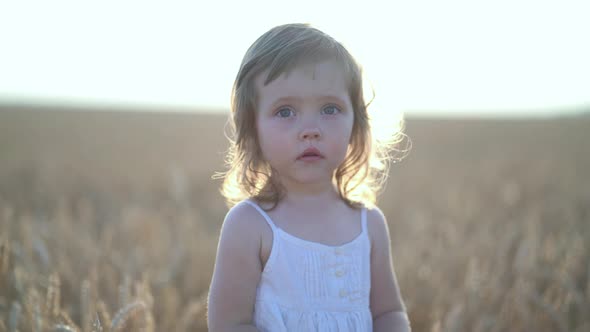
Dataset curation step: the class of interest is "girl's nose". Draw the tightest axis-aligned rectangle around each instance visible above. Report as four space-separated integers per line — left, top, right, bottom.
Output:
300 127 321 140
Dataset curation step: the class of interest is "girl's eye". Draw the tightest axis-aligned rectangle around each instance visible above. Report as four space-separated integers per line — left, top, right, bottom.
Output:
322 105 341 115
276 108 294 118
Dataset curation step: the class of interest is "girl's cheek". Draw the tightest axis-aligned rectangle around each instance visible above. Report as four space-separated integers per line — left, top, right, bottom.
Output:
259 122 292 141
272 121 298 134
327 118 353 134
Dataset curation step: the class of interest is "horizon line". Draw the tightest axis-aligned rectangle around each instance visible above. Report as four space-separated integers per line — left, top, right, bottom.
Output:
0 96 589 119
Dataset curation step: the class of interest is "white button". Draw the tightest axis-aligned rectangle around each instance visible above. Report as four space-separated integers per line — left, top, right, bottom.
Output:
339 289 347 298
334 248 343 255
335 270 344 277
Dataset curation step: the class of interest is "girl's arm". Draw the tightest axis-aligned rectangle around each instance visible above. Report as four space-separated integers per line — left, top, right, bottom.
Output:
207 203 265 332
367 207 412 332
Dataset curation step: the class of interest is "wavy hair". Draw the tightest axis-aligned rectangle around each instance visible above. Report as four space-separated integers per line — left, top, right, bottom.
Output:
215 23 409 210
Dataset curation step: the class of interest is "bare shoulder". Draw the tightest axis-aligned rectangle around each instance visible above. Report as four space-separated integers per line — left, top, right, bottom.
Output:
365 205 390 246
366 205 407 318
220 201 271 244
217 200 276 268
208 200 271 329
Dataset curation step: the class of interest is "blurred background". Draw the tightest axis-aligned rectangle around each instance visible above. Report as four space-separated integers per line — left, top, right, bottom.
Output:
0 0 589 331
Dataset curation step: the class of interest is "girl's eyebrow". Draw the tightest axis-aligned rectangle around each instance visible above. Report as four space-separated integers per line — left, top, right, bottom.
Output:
269 95 348 109
269 96 300 108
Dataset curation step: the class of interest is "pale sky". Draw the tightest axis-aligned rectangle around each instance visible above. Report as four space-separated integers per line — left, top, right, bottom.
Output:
0 0 589 117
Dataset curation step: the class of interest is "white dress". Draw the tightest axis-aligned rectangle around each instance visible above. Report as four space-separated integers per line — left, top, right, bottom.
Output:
243 199 373 331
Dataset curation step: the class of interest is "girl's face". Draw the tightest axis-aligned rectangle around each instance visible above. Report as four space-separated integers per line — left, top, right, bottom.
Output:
255 60 354 191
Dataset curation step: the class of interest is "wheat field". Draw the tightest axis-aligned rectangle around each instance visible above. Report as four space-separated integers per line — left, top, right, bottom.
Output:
0 106 588 331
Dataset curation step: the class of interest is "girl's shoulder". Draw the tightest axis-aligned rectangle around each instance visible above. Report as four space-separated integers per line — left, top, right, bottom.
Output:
224 199 272 226
220 200 273 245
363 205 391 244
364 204 386 222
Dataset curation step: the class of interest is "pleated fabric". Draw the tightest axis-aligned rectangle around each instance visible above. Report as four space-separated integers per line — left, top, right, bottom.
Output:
243 199 373 332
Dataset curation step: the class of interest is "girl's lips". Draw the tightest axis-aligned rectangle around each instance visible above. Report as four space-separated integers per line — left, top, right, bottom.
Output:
297 147 324 160
298 155 323 162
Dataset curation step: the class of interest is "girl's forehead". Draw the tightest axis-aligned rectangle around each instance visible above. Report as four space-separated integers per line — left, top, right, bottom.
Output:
257 60 349 85
255 60 350 96
254 60 351 104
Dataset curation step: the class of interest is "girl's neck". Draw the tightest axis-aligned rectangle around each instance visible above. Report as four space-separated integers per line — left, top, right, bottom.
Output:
281 183 342 211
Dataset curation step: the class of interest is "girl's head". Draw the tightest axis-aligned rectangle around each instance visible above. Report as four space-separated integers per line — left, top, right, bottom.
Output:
219 23 406 209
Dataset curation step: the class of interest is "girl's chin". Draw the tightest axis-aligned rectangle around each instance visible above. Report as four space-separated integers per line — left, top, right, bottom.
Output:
273 165 338 185
289 172 334 185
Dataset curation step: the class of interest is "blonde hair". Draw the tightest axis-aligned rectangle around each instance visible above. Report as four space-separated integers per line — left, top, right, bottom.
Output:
216 23 409 210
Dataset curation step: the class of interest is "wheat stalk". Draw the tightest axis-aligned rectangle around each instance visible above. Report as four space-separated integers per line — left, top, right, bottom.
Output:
81 279 92 332
118 275 131 309
24 287 43 332
525 290 567 332
58 310 80 332
91 313 103 332
45 272 61 320
96 300 112 332
178 297 208 332
52 324 77 332
8 301 21 332
111 301 149 332
0 238 9 279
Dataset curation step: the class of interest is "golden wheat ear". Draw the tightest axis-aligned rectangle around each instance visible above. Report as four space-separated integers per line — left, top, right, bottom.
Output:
96 300 112 332
8 301 21 332
0 238 8 271
178 295 208 332
91 313 103 332
45 272 61 320
0 238 10 288
118 274 131 309
52 324 78 332
111 301 149 332
58 310 80 331
24 287 43 332
80 279 95 332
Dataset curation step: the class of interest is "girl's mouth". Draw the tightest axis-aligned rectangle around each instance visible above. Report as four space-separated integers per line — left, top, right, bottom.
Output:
298 155 323 162
297 147 324 161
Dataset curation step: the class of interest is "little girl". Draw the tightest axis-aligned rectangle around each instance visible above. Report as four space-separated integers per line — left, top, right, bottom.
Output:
207 23 411 331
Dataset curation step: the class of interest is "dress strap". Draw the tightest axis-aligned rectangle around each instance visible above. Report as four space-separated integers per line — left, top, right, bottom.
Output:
361 207 368 234
243 199 278 232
